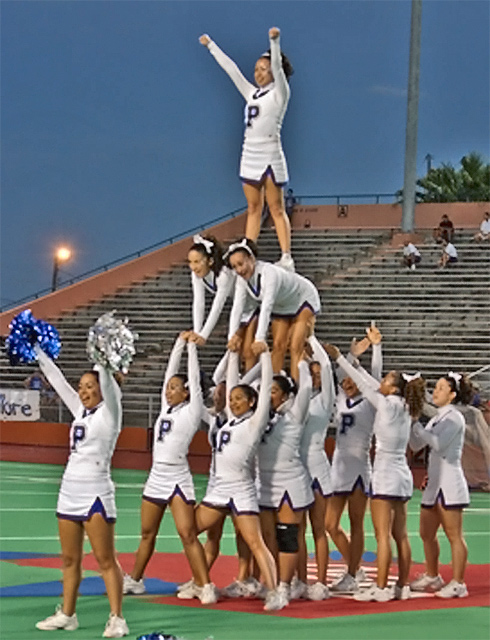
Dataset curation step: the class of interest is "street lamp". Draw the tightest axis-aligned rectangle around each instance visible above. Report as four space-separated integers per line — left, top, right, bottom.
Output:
51 246 72 292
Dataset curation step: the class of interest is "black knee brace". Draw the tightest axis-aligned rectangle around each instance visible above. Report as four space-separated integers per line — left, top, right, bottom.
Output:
276 522 299 553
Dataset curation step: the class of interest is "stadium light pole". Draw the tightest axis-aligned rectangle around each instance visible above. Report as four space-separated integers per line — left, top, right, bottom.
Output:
51 247 72 292
401 0 422 233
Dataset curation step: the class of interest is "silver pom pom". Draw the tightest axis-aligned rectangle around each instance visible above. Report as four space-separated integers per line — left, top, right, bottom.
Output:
86 311 138 374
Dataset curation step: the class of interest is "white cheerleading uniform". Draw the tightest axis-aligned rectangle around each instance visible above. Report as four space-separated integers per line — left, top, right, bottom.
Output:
228 260 321 342
202 351 273 515
36 347 122 522
207 36 290 185
143 338 203 505
300 336 335 497
330 346 381 495
336 355 413 501
410 405 470 508
192 267 236 341
257 361 314 510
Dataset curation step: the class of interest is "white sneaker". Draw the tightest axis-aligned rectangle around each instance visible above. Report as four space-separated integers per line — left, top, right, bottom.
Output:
409 573 444 593
289 577 308 600
176 578 194 593
307 582 330 601
36 606 79 631
243 576 265 597
275 253 295 272
434 579 468 599
354 585 394 602
176 580 201 600
277 581 291 602
330 572 358 593
122 573 146 595
199 582 219 604
411 263 416 271
264 588 289 611
102 614 129 638
394 584 411 600
221 580 250 598
356 568 367 582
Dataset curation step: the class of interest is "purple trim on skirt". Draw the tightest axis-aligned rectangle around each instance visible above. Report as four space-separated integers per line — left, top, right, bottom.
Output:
143 485 195 507
311 478 332 499
332 475 368 497
201 499 259 517
57 497 116 524
240 166 287 187
271 301 319 320
260 491 314 512
370 492 411 503
421 488 469 510
239 307 260 328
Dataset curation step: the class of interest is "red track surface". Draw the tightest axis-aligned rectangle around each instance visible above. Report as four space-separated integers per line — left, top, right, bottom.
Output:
11 552 490 619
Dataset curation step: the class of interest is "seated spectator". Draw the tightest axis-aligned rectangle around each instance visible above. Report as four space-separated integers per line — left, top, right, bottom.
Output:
24 369 56 405
402 240 422 271
285 188 297 218
433 214 455 243
474 211 490 242
438 239 458 268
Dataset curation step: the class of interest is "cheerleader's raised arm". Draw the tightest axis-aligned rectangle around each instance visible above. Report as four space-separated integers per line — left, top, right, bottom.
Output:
35 345 79 417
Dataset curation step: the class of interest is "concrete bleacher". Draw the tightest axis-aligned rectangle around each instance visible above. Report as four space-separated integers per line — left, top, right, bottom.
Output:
1 224 489 427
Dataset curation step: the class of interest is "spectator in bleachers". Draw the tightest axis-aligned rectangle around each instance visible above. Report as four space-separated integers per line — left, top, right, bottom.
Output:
438 239 458 269
285 188 297 218
433 214 455 243
473 211 490 242
402 240 422 271
24 368 56 405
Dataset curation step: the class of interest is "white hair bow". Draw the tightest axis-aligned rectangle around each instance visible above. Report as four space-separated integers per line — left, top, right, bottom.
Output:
447 371 462 387
224 238 254 260
401 372 421 383
193 234 214 256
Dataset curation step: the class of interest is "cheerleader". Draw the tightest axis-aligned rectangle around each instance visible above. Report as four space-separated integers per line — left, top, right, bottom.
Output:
325 344 426 602
294 335 335 601
34 347 128 638
225 238 320 380
253 358 315 603
123 334 217 605
194 350 286 611
199 28 295 271
187 234 234 346
326 327 382 593
409 372 472 598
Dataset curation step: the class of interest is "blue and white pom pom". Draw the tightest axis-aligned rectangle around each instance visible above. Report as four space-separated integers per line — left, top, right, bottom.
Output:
5 309 61 365
86 311 138 374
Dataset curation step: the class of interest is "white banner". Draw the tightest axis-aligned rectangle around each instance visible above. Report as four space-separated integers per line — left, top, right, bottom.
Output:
0 389 40 421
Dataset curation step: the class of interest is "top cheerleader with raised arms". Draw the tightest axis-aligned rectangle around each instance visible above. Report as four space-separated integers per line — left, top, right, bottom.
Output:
200 28 295 269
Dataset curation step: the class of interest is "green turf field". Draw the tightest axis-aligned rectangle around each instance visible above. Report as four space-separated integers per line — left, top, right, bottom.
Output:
1 461 488 640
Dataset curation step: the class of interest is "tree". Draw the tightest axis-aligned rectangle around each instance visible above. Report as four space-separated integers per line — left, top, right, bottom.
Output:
397 152 490 203
416 152 490 202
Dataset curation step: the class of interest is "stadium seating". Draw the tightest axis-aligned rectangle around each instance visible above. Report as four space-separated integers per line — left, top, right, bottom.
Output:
1 228 488 427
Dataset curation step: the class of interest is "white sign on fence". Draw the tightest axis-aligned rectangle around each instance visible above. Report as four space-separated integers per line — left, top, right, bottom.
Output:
0 389 40 421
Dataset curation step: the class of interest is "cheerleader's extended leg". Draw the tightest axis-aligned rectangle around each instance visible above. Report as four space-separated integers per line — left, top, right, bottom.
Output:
263 176 291 256
84 514 123 616
233 514 277 590
242 182 265 243
391 501 411 588
130 499 166 582
289 307 315 382
438 505 467 583
170 495 210 587
347 488 369 576
58 518 85 616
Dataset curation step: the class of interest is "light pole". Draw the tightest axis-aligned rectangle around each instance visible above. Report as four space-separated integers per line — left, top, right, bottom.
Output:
51 247 72 292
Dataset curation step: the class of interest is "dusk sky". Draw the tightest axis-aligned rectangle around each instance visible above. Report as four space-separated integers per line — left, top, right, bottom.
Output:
1 0 489 308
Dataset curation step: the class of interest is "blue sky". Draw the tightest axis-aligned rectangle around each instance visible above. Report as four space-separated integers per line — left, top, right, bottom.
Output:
1 0 489 307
